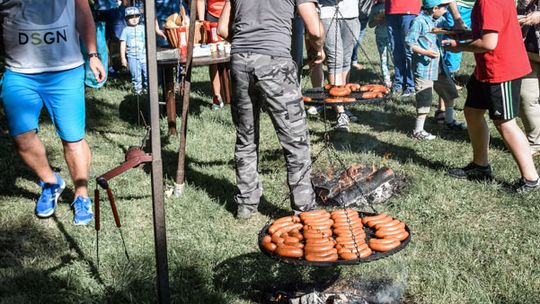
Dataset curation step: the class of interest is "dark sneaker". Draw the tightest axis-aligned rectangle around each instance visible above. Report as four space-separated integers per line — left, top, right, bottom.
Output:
36 173 66 218
236 205 258 220
434 110 446 124
445 120 467 130
511 178 540 193
343 108 358 122
412 130 436 140
334 113 350 132
72 196 93 225
448 162 493 181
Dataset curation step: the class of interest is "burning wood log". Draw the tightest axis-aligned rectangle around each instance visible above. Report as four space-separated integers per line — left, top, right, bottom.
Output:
313 164 397 207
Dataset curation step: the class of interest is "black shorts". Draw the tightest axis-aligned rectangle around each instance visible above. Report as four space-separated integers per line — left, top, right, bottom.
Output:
205 12 219 22
465 75 521 120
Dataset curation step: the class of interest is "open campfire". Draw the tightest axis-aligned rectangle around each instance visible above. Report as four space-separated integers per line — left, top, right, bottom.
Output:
312 163 405 207
267 277 407 304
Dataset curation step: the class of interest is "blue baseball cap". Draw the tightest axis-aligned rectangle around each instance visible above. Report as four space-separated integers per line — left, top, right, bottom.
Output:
125 6 141 17
422 0 452 9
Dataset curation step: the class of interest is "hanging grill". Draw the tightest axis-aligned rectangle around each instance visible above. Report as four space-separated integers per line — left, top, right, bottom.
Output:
258 211 411 267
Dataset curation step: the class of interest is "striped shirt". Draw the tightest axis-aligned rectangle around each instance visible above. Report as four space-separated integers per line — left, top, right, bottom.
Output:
405 11 450 81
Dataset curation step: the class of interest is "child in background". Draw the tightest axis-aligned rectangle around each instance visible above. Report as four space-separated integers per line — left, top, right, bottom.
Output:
405 0 466 140
120 6 147 95
368 0 392 88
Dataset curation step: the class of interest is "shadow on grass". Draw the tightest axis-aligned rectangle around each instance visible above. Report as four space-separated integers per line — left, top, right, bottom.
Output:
0 132 48 200
0 217 111 303
213 252 341 303
160 148 290 217
310 129 448 172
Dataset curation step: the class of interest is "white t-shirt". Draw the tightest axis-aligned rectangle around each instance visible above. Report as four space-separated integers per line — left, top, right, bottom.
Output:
319 0 360 19
0 0 84 73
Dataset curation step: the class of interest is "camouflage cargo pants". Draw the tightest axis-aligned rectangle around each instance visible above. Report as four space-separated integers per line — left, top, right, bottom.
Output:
230 52 316 212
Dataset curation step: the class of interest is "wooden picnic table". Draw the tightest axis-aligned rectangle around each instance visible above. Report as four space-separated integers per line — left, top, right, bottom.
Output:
156 48 231 135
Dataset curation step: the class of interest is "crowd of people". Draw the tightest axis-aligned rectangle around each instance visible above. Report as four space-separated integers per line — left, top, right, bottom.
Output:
1 0 539 225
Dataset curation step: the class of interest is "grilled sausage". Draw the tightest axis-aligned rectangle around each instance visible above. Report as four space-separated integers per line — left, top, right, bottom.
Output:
275 246 303 258
329 86 351 97
361 213 387 224
261 235 277 252
300 210 331 221
379 230 409 241
368 238 401 252
345 83 361 91
374 220 405 231
361 91 383 99
305 253 339 262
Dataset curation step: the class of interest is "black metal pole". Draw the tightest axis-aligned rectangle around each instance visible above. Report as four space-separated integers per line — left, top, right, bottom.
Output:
143 0 171 303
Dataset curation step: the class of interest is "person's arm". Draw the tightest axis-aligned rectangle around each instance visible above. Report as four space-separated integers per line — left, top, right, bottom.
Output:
155 19 167 39
197 0 206 21
120 40 128 67
444 30 498 53
75 0 105 82
519 11 540 26
411 45 439 58
217 0 233 41
405 20 438 57
298 2 325 65
448 1 467 30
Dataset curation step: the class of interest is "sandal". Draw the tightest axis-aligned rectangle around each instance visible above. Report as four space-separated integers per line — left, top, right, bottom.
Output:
434 110 446 124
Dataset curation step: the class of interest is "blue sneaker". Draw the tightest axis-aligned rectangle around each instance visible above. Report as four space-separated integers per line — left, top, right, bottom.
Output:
72 196 94 225
36 173 65 218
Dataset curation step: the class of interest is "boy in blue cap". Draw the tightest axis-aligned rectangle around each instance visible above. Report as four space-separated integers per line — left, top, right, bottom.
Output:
405 0 466 140
120 6 147 94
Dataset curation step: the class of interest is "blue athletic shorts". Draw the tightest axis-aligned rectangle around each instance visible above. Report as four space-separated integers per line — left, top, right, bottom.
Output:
0 65 86 142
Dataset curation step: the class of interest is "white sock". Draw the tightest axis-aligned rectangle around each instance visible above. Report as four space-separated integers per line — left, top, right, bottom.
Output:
445 107 455 124
414 117 426 133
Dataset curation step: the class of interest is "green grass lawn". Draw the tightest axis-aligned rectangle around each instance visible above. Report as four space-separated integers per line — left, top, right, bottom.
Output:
1 29 540 304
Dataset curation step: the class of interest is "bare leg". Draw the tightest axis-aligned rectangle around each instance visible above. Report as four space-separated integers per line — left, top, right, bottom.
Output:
13 131 56 184
494 119 539 181
62 139 91 198
328 71 348 114
464 106 490 166
210 64 221 99
310 63 324 88
438 96 446 112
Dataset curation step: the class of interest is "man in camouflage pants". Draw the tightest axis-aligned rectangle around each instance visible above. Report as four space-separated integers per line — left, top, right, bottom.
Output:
218 0 325 218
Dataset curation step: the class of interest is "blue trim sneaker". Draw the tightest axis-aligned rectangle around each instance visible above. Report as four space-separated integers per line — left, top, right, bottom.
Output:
72 196 94 225
36 173 65 218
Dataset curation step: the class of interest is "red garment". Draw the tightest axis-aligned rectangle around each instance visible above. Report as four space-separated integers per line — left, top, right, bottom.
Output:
207 0 225 18
471 0 531 83
385 0 420 15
